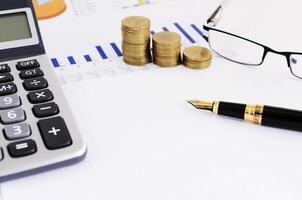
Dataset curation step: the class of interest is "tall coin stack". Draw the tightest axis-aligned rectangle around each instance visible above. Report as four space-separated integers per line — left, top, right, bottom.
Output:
152 32 181 67
122 16 152 66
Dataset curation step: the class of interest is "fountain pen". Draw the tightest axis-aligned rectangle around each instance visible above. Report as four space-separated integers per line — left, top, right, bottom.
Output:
187 100 302 132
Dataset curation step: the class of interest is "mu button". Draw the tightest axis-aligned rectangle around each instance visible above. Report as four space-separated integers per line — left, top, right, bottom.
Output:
38 117 72 150
0 83 17 96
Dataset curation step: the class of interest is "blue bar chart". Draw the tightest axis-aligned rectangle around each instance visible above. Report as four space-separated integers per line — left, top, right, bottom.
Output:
50 22 206 68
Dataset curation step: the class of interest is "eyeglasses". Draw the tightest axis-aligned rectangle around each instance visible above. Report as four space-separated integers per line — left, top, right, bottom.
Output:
203 0 302 79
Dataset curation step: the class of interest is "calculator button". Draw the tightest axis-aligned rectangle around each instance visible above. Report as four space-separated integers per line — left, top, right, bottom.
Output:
28 89 53 104
0 108 26 124
0 73 13 83
33 102 59 118
38 117 72 150
0 148 3 161
4 123 31 140
16 59 40 70
19 68 44 79
7 139 37 158
0 64 11 73
0 94 21 109
23 77 48 91
0 83 17 96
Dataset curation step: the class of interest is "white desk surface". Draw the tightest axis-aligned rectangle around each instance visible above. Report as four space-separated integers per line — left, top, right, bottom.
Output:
2 0 302 199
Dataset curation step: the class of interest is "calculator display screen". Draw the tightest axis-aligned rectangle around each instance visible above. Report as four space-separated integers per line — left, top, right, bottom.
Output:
0 12 32 43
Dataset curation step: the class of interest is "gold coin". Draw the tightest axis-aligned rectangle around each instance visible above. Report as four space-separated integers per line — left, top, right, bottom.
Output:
152 32 181 45
183 46 212 62
122 16 150 31
183 46 212 69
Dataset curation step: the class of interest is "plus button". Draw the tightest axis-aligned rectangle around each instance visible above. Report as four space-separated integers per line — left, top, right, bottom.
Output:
48 127 61 136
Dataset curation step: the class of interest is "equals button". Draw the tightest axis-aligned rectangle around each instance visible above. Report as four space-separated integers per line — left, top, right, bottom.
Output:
33 102 59 118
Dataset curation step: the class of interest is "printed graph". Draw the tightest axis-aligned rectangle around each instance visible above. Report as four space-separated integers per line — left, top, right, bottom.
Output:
50 22 207 85
33 0 67 20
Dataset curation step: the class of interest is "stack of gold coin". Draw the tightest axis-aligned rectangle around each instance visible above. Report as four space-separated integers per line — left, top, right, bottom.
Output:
183 46 212 69
152 32 181 67
121 16 151 66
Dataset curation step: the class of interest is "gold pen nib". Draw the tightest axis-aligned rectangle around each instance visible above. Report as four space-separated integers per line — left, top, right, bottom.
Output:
187 100 214 111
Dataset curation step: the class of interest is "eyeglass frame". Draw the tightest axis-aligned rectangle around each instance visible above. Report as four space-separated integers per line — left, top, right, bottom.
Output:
203 1 302 79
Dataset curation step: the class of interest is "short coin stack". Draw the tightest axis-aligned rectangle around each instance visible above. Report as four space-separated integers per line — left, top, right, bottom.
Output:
152 32 181 67
183 46 212 69
121 16 152 66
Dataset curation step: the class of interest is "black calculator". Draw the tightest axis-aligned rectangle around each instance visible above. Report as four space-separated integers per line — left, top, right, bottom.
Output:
0 0 86 181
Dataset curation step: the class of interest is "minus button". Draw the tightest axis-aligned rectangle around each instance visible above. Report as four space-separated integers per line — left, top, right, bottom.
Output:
33 102 59 118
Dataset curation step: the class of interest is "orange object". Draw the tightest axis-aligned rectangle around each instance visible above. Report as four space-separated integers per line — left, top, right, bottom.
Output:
33 0 66 20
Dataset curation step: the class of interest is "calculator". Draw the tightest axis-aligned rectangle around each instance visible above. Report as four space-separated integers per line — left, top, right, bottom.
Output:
0 0 86 181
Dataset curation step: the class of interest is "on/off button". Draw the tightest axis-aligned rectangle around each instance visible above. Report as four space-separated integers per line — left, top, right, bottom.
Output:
16 59 40 70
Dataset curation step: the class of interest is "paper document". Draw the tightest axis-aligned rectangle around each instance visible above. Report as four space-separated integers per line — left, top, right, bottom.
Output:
2 0 302 199
36 0 214 85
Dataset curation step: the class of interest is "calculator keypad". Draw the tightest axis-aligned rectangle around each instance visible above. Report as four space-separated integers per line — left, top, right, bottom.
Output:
0 58 78 171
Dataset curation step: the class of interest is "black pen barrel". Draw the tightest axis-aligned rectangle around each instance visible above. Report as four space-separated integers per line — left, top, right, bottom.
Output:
262 106 302 132
216 101 246 119
214 101 302 132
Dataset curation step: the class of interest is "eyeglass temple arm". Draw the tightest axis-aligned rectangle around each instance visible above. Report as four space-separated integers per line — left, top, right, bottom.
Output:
206 0 230 27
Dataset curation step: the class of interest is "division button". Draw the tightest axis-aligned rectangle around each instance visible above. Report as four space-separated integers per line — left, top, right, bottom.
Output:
0 64 11 73
0 108 26 124
19 68 44 79
7 139 37 158
38 117 72 150
23 77 48 91
0 94 21 109
0 73 13 83
0 83 17 96
33 102 59 118
4 123 31 140
16 59 40 70
28 89 53 104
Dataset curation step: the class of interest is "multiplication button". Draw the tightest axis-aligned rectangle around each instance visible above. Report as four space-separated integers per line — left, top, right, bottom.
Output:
4 123 31 140
7 139 37 158
27 89 53 104
38 117 72 150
